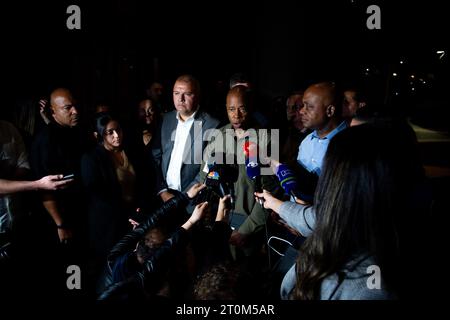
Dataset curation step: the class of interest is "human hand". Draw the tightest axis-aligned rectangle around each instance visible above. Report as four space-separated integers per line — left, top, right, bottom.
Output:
217 195 231 222
182 202 209 230
38 99 48 113
129 219 139 230
186 183 206 199
37 174 74 191
57 227 73 243
38 99 51 124
190 201 209 224
254 189 283 213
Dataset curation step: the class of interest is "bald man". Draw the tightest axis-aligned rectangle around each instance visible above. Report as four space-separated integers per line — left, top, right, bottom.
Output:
297 82 347 175
31 88 90 245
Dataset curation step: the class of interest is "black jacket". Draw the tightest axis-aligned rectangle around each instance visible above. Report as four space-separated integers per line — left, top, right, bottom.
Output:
98 192 190 300
81 144 157 259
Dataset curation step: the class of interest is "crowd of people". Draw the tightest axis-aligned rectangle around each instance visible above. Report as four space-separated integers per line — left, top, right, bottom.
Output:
0 72 436 301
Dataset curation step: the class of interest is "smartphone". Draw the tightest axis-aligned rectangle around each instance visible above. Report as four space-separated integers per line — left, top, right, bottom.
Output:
61 174 75 180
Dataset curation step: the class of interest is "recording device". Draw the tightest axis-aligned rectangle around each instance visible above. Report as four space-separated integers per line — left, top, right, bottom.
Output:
275 163 314 203
245 158 264 205
275 164 300 199
61 174 75 180
243 140 264 205
193 154 239 223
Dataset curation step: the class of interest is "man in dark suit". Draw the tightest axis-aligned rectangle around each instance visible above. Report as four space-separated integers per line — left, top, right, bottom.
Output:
152 75 219 203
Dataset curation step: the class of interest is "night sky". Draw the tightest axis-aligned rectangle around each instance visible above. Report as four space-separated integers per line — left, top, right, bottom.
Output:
2 0 448 126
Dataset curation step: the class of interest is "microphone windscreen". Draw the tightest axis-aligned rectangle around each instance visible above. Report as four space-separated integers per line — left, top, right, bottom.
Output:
276 163 299 196
243 141 258 158
245 158 261 180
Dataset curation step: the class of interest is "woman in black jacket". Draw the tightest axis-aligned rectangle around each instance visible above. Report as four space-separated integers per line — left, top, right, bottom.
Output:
81 113 156 288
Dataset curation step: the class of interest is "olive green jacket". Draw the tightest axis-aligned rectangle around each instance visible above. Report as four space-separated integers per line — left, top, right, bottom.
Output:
197 123 280 236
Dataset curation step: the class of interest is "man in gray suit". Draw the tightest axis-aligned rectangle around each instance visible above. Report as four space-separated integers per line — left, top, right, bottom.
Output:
152 75 220 202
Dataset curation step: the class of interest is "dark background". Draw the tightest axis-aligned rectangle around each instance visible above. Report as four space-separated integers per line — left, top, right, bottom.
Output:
2 0 448 129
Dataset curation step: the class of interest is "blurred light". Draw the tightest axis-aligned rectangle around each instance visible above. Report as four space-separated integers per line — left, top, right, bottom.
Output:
411 87 415 91
366 68 370 72
410 75 415 79
392 73 398 77
395 92 399 96
436 50 445 59
400 60 404 64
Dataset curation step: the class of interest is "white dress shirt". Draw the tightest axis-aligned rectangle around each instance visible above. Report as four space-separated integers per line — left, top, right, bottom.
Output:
166 111 197 191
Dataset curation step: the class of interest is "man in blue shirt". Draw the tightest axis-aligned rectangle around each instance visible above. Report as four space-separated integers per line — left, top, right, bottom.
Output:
297 82 347 176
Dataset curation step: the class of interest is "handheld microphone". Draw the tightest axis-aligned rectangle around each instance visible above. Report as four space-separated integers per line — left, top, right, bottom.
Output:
245 157 264 205
275 163 299 199
243 140 258 160
203 153 239 209
275 163 313 202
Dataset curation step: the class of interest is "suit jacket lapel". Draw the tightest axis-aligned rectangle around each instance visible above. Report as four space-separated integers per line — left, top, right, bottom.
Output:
183 111 204 165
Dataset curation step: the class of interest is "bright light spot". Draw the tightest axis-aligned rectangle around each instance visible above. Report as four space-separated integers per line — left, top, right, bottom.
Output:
392 73 397 77
410 75 415 79
366 68 370 72
400 60 404 64
436 51 445 59
411 87 415 91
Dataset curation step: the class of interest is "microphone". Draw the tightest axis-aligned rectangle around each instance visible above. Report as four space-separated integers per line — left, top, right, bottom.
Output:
243 139 264 205
203 153 239 209
243 140 258 160
245 157 264 205
275 163 300 200
275 163 313 202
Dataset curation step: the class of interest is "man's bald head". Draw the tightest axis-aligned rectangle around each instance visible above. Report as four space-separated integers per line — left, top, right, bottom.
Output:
300 81 342 133
306 82 339 107
49 88 79 127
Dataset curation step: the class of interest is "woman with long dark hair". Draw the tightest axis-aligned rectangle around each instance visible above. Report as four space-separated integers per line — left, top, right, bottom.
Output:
257 123 426 299
81 113 154 291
